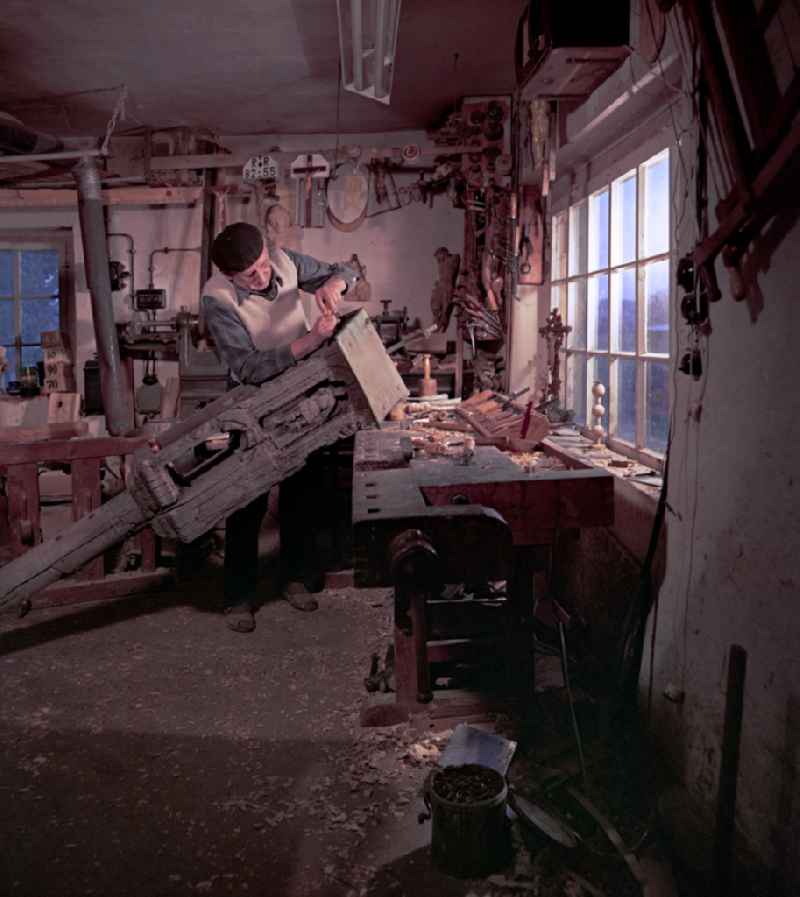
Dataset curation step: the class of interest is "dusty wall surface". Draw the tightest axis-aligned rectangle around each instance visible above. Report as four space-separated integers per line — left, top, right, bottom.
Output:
643 214 800 888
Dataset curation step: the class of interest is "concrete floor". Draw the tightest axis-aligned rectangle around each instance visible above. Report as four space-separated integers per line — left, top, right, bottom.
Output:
0 564 459 897
0 526 666 897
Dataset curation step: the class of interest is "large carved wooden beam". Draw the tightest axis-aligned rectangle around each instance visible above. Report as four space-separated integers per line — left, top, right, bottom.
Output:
0 310 407 609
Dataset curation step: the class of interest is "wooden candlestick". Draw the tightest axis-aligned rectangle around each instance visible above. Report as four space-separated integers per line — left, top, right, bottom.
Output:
591 381 606 446
420 353 438 397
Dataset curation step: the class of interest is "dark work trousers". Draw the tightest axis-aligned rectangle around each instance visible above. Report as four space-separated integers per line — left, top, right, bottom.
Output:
222 454 327 608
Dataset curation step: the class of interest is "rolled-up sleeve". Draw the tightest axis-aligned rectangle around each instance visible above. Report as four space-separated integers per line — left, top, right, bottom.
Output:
202 295 296 385
285 249 359 294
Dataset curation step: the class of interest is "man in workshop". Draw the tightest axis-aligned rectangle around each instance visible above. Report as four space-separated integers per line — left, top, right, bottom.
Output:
202 221 358 633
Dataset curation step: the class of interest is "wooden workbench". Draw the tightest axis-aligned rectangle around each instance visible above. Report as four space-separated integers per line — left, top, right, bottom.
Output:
352 428 615 724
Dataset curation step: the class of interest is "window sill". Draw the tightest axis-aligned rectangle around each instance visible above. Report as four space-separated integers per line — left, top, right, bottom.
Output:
544 428 663 565
545 427 663 504
578 427 665 475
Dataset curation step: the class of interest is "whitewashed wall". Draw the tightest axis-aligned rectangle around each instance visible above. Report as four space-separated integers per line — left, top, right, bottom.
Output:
0 129 464 408
218 130 463 332
643 211 800 888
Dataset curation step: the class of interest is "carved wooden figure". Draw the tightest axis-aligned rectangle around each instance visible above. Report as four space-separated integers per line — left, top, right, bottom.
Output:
430 247 460 331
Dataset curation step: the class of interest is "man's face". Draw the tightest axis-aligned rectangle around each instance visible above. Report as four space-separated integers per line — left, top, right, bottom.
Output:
229 246 272 291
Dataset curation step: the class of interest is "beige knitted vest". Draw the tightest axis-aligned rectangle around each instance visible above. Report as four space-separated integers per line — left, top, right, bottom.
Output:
202 248 308 351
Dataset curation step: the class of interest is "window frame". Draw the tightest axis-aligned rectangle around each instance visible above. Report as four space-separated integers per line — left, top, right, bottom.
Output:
0 228 75 383
549 145 675 472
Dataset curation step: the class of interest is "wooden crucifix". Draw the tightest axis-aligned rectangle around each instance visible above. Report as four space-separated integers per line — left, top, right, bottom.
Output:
538 309 571 407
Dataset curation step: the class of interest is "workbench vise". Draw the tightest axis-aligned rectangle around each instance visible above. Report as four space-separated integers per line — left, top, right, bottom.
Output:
0 310 408 610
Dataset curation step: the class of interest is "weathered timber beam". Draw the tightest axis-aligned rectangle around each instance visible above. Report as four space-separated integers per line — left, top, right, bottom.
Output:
0 310 407 607
0 492 149 611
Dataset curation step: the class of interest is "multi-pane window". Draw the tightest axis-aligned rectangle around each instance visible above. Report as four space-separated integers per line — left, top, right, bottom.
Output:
550 148 671 456
0 241 64 384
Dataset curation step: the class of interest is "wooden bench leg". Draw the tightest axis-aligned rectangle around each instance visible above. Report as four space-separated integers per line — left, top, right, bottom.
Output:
394 585 432 706
6 464 42 557
71 457 104 579
509 546 537 707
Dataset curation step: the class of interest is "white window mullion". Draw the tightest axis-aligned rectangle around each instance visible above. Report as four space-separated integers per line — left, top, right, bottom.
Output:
635 161 644 450
605 182 613 437
13 249 22 373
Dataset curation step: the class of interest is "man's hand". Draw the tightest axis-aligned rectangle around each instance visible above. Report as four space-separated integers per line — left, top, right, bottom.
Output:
314 276 346 316
291 313 337 361
312 313 337 342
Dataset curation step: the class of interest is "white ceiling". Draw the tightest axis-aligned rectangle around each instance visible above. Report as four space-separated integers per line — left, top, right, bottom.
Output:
0 0 522 139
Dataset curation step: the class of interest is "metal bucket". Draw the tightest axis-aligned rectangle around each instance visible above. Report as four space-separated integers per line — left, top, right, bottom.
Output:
428 763 509 878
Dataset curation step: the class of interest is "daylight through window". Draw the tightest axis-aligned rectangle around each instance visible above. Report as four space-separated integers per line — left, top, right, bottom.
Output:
0 244 62 385
550 148 671 456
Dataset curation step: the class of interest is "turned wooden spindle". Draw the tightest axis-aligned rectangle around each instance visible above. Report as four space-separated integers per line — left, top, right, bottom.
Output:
591 381 606 446
420 353 438 397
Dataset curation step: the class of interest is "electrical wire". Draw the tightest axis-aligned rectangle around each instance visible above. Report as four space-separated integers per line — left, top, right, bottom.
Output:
666 11 728 206
333 58 343 171
671 11 733 201
641 0 667 62
631 2 709 723
100 85 128 156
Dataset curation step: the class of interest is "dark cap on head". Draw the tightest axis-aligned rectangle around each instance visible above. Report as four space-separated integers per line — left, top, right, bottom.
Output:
211 222 264 274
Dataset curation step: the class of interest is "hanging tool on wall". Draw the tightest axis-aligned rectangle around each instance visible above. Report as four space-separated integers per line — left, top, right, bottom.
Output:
135 353 163 419
517 185 544 285
367 159 400 217
290 153 330 227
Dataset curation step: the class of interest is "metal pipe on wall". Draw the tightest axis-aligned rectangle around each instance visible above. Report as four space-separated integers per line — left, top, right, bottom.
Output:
351 0 363 91
147 246 202 289
73 156 135 435
373 0 387 99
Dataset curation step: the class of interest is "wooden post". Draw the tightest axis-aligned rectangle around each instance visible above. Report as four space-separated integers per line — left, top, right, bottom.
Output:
137 527 158 571
71 457 104 579
390 529 437 706
394 585 432 706
6 464 41 557
455 333 464 400
509 546 537 708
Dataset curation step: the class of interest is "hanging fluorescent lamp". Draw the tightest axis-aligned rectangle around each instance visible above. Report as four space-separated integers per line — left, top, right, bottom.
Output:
336 0 402 104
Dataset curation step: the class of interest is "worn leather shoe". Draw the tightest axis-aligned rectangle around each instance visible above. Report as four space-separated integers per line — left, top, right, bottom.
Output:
283 583 319 612
224 603 256 632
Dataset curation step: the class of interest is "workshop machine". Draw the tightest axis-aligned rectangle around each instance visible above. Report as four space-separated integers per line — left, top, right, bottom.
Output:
0 310 407 609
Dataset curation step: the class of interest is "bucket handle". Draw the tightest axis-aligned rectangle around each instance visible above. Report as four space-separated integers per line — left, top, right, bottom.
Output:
418 768 436 823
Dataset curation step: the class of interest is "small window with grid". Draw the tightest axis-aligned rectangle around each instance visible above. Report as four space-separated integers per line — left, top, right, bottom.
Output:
0 237 68 386
550 148 671 461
